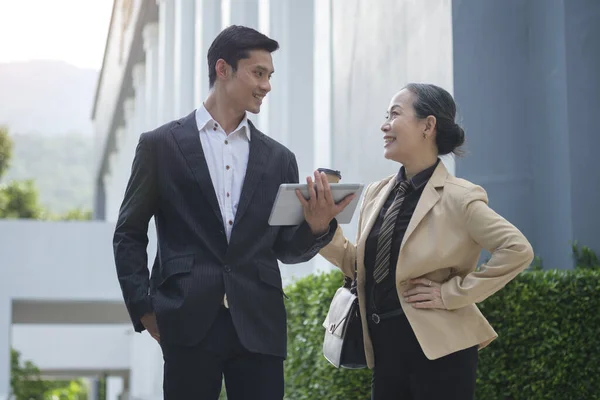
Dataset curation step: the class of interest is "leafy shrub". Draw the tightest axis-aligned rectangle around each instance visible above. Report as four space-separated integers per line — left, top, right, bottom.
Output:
284 269 600 400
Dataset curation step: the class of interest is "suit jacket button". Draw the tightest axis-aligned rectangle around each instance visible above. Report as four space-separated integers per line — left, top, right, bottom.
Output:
224 265 231 273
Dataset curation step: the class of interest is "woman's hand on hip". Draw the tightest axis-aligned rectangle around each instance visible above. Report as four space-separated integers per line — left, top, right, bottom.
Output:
403 278 446 309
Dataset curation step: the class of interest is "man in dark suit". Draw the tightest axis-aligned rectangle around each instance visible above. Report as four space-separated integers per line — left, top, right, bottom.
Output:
113 25 354 399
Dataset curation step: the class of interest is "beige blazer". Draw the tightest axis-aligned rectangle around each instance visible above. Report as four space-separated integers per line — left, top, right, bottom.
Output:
320 161 534 368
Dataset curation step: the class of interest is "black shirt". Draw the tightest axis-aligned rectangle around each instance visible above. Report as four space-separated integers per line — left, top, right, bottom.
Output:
364 159 439 313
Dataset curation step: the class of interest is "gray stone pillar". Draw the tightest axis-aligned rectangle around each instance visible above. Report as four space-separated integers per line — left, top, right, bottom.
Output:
563 0 600 258
452 0 535 260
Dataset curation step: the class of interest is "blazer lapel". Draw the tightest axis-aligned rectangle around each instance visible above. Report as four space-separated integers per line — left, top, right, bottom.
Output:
359 177 396 244
233 121 270 226
399 161 448 250
170 111 223 226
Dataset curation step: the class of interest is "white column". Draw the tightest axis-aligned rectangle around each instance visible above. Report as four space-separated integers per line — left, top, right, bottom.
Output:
0 299 10 400
106 376 124 400
157 0 176 124
265 0 288 145
313 0 332 171
256 0 271 132
223 0 259 29
102 173 112 217
143 23 159 130
268 0 315 178
132 63 146 136
119 372 130 400
174 0 196 117
194 0 222 106
106 141 122 223
88 377 99 400
121 99 136 153
268 0 317 282
129 334 164 400
313 0 335 274
117 99 136 207
129 64 146 208
111 123 125 222
102 172 113 224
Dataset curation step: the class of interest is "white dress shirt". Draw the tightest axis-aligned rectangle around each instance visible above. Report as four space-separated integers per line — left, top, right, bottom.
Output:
196 105 250 309
195 104 250 243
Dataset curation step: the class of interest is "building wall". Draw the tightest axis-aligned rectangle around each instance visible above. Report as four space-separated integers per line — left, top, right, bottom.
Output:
12 325 131 373
93 0 147 221
0 220 132 400
0 220 120 300
330 0 455 243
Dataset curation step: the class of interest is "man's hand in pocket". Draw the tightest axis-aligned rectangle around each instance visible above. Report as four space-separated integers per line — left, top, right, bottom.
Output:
141 313 160 342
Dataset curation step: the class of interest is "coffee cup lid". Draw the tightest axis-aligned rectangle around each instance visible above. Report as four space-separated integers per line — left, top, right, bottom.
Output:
317 168 341 178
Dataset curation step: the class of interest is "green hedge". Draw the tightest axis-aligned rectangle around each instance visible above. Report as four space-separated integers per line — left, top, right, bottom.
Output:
284 269 600 400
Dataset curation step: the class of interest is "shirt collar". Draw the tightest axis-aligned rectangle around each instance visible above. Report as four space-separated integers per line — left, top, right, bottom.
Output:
195 104 251 141
397 158 440 190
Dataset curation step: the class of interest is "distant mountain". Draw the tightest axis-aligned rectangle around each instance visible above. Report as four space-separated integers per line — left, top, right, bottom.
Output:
0 60 98 136
0 60 98 213
3 132 94 214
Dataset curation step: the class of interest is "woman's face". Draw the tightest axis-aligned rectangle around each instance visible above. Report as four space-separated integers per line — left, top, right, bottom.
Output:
381 89 429 163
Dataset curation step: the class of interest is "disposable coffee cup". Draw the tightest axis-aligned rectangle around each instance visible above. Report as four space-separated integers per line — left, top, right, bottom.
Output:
317 168 342 183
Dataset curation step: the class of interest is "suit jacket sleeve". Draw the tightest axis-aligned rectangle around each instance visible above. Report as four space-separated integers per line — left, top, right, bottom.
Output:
318 183 373 278
272 153 338 264
113 133 158 332
441 185 534 310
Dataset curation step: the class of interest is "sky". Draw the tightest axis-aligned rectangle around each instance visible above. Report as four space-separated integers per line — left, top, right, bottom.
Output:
0 0 114 70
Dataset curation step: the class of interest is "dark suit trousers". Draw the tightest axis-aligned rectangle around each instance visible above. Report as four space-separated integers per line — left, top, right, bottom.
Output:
369 313 478 400
160 306 284 400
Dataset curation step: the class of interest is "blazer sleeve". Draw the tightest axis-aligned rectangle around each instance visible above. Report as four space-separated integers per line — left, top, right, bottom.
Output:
113 133 158 332
273 153 338 264
440 185 534 310
318 183 373 278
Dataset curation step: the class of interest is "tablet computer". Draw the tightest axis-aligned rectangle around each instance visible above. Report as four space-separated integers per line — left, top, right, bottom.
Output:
268 183 365 226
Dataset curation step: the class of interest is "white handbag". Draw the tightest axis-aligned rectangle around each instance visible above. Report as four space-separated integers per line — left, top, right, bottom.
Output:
322 278 367 369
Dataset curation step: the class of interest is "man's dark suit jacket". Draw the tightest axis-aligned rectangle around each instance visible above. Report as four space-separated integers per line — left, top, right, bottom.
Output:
113 111 336 359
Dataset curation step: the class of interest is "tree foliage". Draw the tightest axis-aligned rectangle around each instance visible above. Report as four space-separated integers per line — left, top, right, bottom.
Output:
2 131 94 214
10 349 47 400
0 127 91 220
10 349 88 400
0 180 42 219
0 126 12 178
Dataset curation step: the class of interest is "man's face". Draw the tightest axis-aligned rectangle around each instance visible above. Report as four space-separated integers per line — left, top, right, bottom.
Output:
223 50 274 114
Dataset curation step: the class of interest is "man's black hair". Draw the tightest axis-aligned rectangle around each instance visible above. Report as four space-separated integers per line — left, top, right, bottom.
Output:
207 25 279 88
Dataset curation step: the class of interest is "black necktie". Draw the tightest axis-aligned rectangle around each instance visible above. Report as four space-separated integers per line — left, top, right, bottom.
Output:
372 180 411 283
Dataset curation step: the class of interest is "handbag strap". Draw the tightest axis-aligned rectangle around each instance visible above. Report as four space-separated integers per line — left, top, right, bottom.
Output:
343 261 359 295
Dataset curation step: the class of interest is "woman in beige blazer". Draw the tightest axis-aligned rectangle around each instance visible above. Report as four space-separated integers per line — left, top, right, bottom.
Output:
319 83 534 400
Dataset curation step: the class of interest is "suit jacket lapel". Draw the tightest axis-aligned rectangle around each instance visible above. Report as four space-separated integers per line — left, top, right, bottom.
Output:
170 111 223 226
233 121 270 226
399 161 448 250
